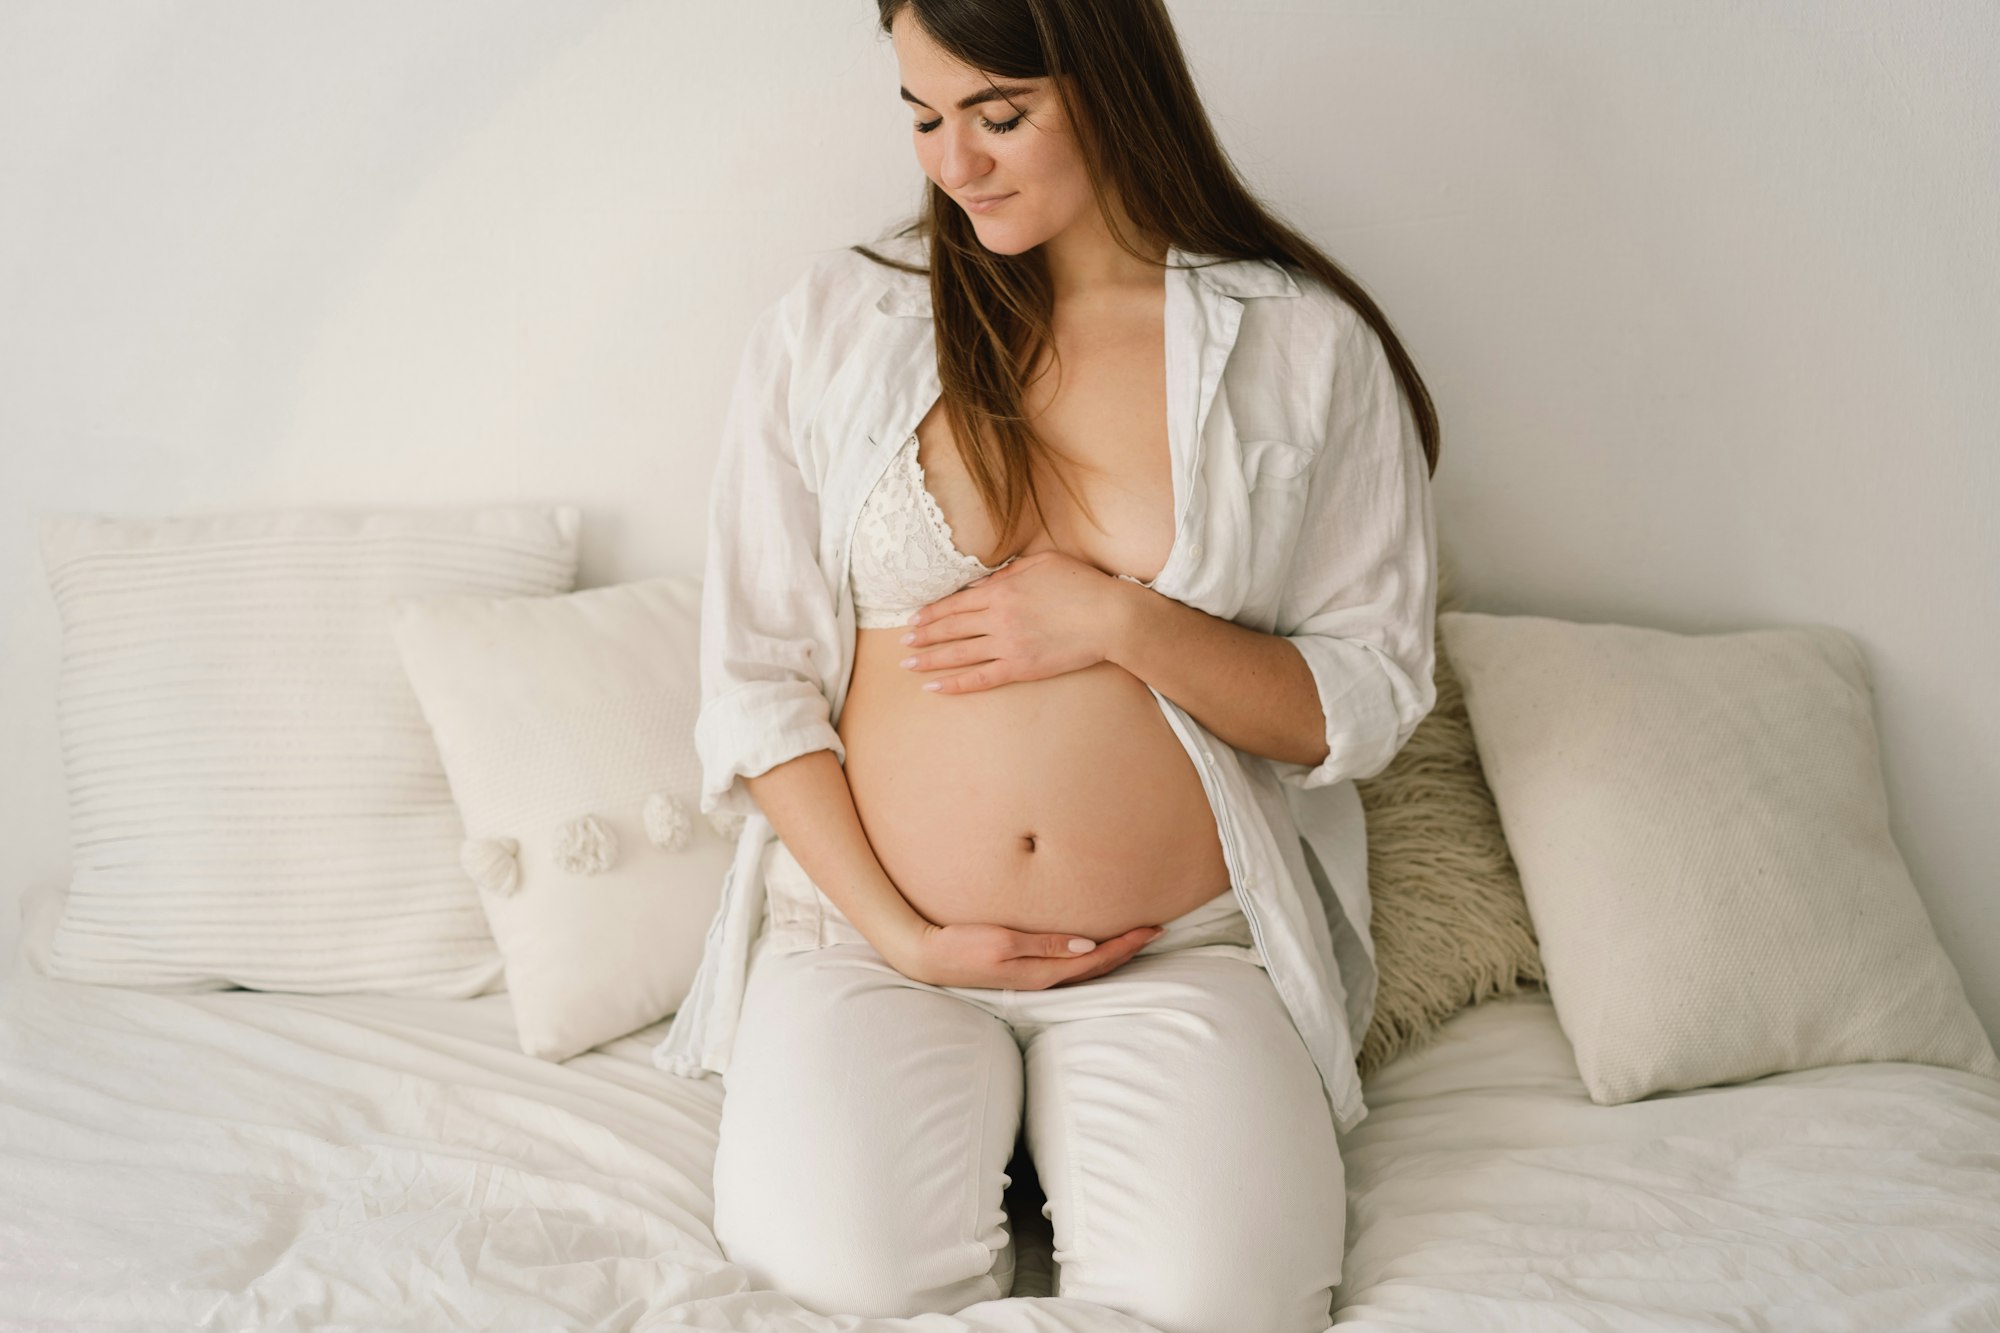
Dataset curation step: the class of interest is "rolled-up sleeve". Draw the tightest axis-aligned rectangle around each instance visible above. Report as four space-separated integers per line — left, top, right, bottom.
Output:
1267 313 1439 791
693 291 846 822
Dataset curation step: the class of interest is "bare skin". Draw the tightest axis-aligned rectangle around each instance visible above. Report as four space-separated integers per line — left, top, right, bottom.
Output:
841 324 1233 941
840 17 1236 984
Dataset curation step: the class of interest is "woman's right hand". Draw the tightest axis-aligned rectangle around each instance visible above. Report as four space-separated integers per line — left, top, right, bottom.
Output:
882 918 1164 991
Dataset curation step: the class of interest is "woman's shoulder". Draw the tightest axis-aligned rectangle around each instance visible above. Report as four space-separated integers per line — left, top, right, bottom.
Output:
1256 265 1395 391
1260 262 1364 342
842 228 928 274
768 232 927 325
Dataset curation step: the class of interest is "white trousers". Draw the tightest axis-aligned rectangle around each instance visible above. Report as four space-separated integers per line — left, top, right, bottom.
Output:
712 838 1347 1331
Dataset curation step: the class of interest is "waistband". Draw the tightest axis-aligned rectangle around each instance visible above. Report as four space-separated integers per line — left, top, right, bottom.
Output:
758 836 1261 963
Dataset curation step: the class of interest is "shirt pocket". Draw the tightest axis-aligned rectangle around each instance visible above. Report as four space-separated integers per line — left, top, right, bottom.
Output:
1241 436 1315 490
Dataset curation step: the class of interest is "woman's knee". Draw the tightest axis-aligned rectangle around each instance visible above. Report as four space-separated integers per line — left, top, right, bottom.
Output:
1035 956 1345 1332
1093 1263 1335 1333
726 1223 1011 1318
715 946 1024 1315
1064 1203 1340 1333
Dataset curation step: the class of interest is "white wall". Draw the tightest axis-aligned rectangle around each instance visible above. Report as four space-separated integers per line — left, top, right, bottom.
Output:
3 1 1993 1036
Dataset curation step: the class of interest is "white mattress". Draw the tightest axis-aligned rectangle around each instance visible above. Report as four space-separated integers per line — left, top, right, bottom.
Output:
1336 989 2000 1330
0 968 1117 1332
2 964 1996 1331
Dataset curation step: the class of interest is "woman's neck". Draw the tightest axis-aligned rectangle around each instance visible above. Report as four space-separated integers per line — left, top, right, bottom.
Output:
1040 205 1168 308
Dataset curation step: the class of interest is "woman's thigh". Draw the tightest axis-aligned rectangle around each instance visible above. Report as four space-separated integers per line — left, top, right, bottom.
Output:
1018 951 1346 1333
715 941 1024 1317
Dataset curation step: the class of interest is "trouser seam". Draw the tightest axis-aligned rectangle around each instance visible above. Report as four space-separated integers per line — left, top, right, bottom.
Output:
963 1012 998 1284
1046 1027 1087 1283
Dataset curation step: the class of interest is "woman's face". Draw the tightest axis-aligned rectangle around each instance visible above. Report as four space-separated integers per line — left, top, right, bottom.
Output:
891 16 1094 255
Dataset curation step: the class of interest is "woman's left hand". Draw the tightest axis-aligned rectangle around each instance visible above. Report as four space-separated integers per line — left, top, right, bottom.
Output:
898 550 1129 695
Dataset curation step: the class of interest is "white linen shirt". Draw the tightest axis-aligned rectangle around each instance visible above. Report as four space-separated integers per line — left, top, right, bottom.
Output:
651 231 1437 1133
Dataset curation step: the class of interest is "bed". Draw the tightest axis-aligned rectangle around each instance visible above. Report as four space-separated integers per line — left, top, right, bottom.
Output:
1337 990 2000 1331
5 893 1997 1333
15 513 2000 1330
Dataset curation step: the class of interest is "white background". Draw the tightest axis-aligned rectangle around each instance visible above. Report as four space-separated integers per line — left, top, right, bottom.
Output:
2 1 1993 1039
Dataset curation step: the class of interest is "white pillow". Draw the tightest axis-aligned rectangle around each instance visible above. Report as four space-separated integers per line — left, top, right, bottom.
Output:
1438 610 2000 1105
391 576 734 1061
14 883 65 981
37 506 581 995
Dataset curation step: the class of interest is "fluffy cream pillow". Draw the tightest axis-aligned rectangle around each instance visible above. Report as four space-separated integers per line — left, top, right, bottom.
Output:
37 506 580 996
1354 548 1545 1079
392 576 734 1061
1439 610 2000 1104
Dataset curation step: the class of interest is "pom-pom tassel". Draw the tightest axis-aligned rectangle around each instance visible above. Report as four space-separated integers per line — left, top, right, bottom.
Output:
643 792 693 852
553 814 619 876
460 837 522 897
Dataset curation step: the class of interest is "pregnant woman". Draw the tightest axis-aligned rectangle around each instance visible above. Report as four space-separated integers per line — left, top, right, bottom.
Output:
653 1 1442 1328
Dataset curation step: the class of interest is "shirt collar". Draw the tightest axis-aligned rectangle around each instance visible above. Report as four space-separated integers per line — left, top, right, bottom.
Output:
872 240 1300 317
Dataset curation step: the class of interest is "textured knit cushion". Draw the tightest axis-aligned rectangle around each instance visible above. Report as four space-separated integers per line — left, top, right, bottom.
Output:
1353 546 1545 1079
37 506 580 995
392 577 733 1061
1439 610 2000 1104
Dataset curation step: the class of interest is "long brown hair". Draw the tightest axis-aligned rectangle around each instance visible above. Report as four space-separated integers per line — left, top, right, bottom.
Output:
857 0 1441 556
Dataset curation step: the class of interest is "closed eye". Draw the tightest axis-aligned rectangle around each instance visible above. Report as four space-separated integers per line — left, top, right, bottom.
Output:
915 112 1026 135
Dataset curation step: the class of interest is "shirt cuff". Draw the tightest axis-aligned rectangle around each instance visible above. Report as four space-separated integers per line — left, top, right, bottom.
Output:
694 679 847 821
1268 632 1434 790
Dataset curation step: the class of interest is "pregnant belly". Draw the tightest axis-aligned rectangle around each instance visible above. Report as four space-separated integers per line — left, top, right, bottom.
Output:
834 626 1235 939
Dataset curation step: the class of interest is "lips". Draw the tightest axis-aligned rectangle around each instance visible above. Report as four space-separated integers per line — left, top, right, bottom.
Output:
964 193 1014 214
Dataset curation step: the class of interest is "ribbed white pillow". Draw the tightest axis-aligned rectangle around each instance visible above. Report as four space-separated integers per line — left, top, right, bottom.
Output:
37 506 581 995
1439 610 2000 1105
391 577 734 1061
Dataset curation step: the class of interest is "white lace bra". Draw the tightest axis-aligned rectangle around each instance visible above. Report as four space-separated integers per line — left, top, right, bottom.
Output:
851 431 1016 629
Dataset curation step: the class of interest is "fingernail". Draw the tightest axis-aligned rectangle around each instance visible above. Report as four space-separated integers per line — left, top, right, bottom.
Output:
1068 938 1096 953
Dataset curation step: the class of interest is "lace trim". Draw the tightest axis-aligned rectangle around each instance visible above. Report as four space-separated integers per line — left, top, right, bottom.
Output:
850 433 1015 629
904 432 1000 572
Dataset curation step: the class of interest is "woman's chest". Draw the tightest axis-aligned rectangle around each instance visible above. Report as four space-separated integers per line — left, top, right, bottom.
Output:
914 316 1177 585
808 309 1321 634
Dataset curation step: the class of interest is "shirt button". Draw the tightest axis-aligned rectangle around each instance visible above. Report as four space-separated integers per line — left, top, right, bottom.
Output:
1202 750 1216 765
1190 543 1203 559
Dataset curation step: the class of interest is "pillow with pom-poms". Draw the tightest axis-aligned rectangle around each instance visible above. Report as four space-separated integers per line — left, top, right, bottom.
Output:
393 576 737 1060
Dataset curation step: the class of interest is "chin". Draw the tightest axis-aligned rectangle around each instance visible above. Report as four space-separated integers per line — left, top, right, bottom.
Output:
968 220 1051 256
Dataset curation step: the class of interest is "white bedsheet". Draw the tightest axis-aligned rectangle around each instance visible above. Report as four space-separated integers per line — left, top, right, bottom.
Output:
0 971 1134 1332
3 964 1997 1332
1334 989 2000 1331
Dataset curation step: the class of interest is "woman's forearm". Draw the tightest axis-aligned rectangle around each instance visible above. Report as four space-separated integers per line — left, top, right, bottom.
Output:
742 749 931 951
1104 580 1328 769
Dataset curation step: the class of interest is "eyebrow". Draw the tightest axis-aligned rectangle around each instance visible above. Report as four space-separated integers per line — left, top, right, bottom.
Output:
899 82 1039 112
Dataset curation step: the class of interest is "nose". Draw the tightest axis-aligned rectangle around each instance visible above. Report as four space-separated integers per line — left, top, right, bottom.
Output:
935 122 995 193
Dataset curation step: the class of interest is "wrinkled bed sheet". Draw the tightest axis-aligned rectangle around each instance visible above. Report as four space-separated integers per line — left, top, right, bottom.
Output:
3 965 1998 1332
1335 989 2000 1331
0 969 1125 1332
